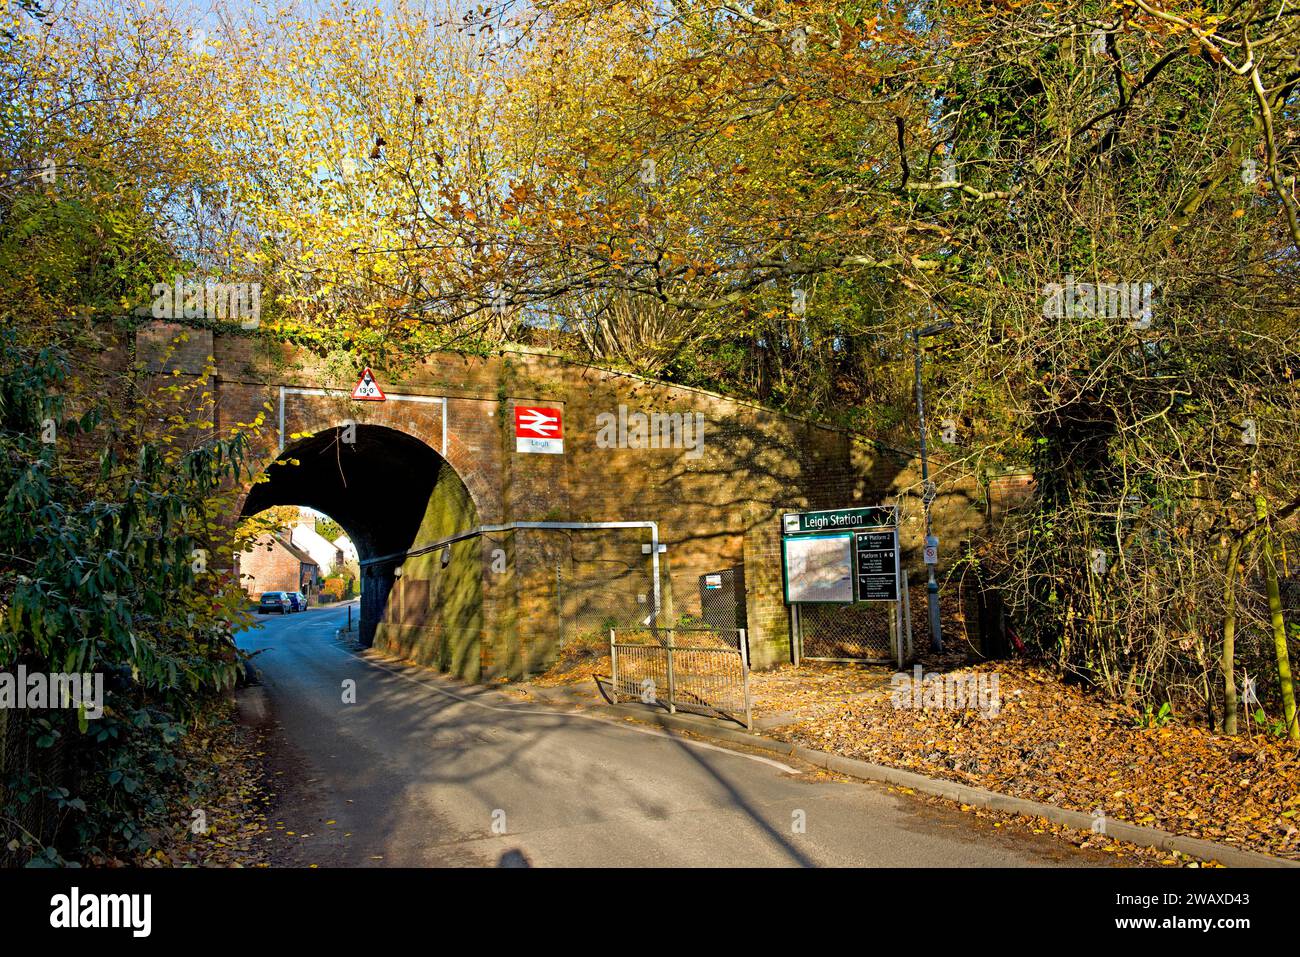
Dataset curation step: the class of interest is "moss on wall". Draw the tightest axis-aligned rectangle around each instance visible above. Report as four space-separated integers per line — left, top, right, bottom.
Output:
373 459 483 680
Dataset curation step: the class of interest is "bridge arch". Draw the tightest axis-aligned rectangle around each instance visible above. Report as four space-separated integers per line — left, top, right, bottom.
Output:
238 423 485 671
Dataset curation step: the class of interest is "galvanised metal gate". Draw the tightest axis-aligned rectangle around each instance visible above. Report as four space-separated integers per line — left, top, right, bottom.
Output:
609 627 752 729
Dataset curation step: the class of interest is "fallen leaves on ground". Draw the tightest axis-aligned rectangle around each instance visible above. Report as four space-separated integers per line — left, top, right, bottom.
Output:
136 699 275 867
531 634 608 687
755 660 1300 862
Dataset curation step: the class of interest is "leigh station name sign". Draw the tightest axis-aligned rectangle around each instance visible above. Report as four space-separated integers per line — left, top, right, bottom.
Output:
782 506 898 535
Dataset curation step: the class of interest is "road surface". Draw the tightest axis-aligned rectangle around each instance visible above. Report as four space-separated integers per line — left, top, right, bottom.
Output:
237 605 1108 867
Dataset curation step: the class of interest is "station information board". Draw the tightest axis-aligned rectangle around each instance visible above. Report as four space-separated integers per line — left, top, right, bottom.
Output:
853 529 900 602
781 533 855 604
781 508 900 605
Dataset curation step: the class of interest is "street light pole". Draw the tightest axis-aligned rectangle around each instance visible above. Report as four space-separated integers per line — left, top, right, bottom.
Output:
913 321 952 653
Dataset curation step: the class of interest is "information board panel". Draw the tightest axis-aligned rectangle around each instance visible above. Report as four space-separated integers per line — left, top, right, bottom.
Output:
781 533 854 604
854 529 899 602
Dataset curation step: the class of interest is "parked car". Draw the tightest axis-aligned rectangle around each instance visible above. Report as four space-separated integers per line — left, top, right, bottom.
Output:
288 591 309 612
258 591 292 614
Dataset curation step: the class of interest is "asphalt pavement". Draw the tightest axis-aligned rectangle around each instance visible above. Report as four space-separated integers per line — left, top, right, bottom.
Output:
236 604 1109 868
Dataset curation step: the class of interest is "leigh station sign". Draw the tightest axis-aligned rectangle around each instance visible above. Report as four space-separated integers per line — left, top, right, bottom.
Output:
781 506 900 604
782 505 897 535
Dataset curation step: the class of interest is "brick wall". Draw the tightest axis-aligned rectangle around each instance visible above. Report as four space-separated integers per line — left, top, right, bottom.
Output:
240 534 314 597
371 459 485 680
131 322 989 680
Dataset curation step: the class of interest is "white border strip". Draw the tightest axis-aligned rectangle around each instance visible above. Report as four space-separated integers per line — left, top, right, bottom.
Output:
278 386 448 456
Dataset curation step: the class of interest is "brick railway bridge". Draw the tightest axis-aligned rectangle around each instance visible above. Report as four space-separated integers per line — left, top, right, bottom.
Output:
126 321 989 681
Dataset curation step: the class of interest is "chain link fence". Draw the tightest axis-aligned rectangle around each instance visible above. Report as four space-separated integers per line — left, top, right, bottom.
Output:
504 525 665 678
792 569 914 665
797 602 895 661
542 530 746 648
510 525 752 725
551 528 663 649
1281 577 1300 615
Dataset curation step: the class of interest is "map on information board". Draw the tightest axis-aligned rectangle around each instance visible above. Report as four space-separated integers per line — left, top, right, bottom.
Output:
782 533 854 604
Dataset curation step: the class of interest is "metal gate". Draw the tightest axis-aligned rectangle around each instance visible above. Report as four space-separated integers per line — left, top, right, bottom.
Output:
609 627 752 729
795 569 912 665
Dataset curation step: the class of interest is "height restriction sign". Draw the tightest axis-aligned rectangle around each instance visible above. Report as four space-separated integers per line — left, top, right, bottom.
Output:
350 367 386 401
514 406 564 454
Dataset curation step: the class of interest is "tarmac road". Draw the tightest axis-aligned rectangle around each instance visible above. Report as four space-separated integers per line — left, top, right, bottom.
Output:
236 604 1109 868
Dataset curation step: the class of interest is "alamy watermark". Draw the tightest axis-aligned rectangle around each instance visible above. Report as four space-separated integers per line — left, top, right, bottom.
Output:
595 405 706 460
890 665 1001 719
151 277 261 329
0 666 104 719
50 887 150 937
1042 276 1154 329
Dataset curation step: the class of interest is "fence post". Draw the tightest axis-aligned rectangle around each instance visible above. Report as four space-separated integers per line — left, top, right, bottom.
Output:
556 562 563 649
609 628 619 703
894 597 904 669
791 604 802 667
889 599 900 669
902 570 913 662
739 628 752 731
665 628 677 714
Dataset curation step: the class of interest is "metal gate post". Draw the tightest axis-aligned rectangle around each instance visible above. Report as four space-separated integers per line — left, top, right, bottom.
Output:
739 628 752 730
791 604 802 667
894 597 904 669
609 628 619 703
665 628 677 714
889 600 900 669
902 570 913 662
556 562 563 648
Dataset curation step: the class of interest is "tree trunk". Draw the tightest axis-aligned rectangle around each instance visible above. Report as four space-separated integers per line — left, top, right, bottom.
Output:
1257 494 1299 741
1221 534 1246 734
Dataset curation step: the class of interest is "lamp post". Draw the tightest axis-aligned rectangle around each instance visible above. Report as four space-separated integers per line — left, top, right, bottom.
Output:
912 320 953 653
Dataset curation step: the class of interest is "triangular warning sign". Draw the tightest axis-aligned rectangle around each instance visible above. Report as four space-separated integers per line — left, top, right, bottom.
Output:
351 367 386 401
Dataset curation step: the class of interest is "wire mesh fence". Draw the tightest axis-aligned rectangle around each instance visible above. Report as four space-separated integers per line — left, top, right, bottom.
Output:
503 525 754 726
546 530 746 642
556 560 660 648
515 526 663 651
797 601 896 662
1281 577 1300 614
610 627 752 729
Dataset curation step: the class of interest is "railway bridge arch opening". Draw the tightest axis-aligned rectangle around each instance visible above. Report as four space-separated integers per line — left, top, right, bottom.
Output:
238 423 483 674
